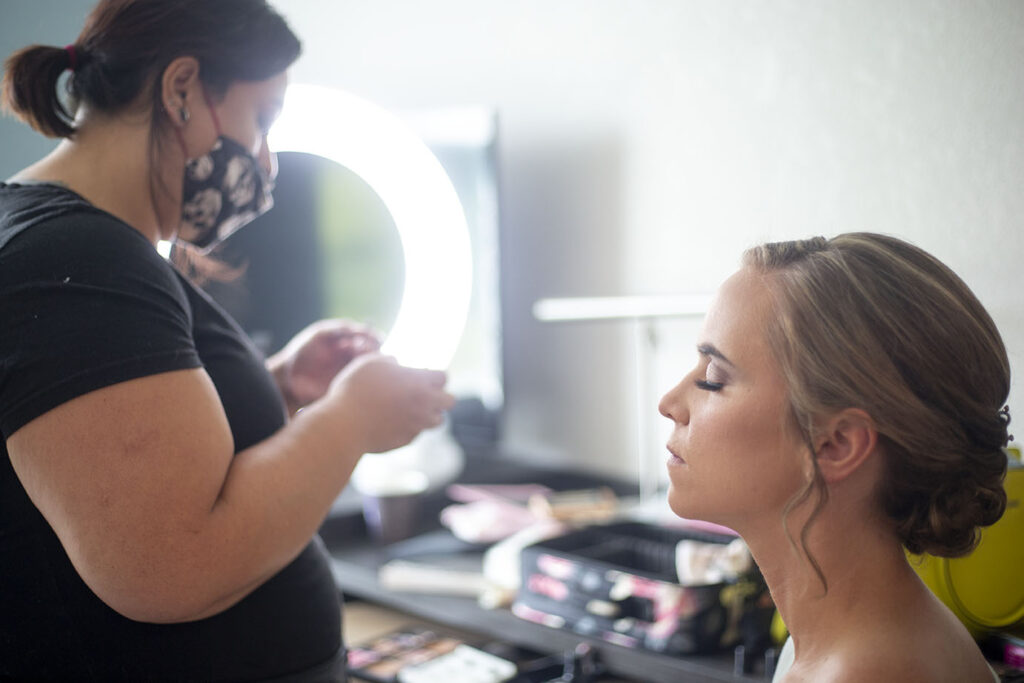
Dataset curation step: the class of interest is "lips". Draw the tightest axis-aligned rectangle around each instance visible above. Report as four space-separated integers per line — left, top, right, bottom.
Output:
666 446 686 465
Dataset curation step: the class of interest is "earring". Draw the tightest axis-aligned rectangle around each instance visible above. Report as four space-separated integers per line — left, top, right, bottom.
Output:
178 106 190 124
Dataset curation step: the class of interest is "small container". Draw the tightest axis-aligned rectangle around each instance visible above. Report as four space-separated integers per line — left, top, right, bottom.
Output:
359 470 430 544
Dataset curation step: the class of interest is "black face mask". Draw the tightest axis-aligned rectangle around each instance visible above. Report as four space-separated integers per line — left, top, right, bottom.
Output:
178 134 275 252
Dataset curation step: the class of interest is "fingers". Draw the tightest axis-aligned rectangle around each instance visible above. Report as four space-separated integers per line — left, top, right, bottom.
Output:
336 335 377 358
415 369 454 412
333 329 382 368
351 352 395 368
434 393 455 422
326 354 456 453
405 368 453 427
419 369 448 389
390 372 453 437
326 320 382 345
426 390 455 427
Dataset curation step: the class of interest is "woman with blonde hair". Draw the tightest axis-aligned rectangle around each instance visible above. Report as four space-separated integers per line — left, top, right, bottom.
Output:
659 233 1008 682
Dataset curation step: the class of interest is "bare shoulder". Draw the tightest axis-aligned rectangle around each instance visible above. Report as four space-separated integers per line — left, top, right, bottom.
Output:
817 652 991 683
780 578 994 683
833 607 994 683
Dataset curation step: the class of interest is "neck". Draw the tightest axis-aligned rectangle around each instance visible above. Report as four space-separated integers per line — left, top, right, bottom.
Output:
11 110 181 245
739 485 923 662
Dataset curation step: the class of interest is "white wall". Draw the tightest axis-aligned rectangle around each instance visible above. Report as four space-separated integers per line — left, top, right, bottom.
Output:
278 0 1023 481
4 1 1021 482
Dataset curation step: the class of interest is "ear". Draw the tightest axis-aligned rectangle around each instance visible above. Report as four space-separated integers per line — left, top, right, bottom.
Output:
812 408 878 483
160 56 201 126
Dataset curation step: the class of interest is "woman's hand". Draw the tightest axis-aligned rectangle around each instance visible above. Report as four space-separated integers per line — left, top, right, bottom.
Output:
324 353 455 454
267 319 380 414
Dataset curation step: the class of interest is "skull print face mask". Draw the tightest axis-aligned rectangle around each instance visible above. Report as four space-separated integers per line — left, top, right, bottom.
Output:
178 90 274 252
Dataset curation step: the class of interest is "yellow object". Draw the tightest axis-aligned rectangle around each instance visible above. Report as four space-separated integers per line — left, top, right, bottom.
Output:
910 448 1024 638
770 609 789 646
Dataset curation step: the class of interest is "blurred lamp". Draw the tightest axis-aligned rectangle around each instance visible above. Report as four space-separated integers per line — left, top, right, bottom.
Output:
269 83 473 370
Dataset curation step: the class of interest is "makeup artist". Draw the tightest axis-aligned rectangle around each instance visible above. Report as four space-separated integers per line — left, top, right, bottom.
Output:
0 1 453 679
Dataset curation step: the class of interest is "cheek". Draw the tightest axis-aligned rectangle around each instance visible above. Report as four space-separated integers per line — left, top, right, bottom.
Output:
667 392 805 521
216 111 261 155
687 394 762 455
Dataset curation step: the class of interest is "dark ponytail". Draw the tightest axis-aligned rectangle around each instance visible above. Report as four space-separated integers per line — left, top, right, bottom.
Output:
2 44 78 138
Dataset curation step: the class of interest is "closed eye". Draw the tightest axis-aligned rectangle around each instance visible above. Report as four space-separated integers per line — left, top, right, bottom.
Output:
695 379 724 392
694 347 729 392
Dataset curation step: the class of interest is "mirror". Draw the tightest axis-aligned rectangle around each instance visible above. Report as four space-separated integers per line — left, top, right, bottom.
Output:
205 151 405 352
205 85 503 411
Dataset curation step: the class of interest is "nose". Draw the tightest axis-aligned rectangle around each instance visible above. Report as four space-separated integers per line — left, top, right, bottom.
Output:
659 380 689 424
258 135 278 182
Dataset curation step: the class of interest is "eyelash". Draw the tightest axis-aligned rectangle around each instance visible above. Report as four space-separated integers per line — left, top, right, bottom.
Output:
695 379 724 392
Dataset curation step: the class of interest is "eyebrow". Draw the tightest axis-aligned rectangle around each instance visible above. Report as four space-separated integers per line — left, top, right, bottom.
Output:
697 343 734 367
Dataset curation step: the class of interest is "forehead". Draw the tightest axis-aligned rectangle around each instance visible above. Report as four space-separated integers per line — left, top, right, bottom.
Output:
701 267 779 369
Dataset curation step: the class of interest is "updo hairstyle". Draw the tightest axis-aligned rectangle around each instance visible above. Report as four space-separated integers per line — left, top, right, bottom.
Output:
743 233 1010 558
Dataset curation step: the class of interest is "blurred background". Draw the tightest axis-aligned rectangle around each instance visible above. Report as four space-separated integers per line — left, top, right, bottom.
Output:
2 0 1022 488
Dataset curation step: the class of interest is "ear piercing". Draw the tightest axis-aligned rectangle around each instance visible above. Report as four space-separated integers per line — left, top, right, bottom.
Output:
176 92 190 125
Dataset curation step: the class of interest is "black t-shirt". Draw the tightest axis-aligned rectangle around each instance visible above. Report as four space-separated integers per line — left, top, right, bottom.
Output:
0 183 343 681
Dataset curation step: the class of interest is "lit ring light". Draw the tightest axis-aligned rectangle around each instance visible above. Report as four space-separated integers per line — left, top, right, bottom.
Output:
268 83 472 370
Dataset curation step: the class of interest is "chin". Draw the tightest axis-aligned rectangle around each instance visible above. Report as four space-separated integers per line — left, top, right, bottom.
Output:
666 484 731 530
666 484 696 520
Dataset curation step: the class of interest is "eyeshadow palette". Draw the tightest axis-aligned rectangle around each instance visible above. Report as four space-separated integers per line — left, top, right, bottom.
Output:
347 626 516 683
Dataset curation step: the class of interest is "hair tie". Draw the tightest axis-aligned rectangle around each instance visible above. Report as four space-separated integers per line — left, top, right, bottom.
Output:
64 44 77 72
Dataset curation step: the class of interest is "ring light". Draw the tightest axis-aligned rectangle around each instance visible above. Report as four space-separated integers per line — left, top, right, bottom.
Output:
268 83 473 370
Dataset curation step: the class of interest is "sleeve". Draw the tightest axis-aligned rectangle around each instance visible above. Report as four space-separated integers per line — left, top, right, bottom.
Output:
0 212 203 437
